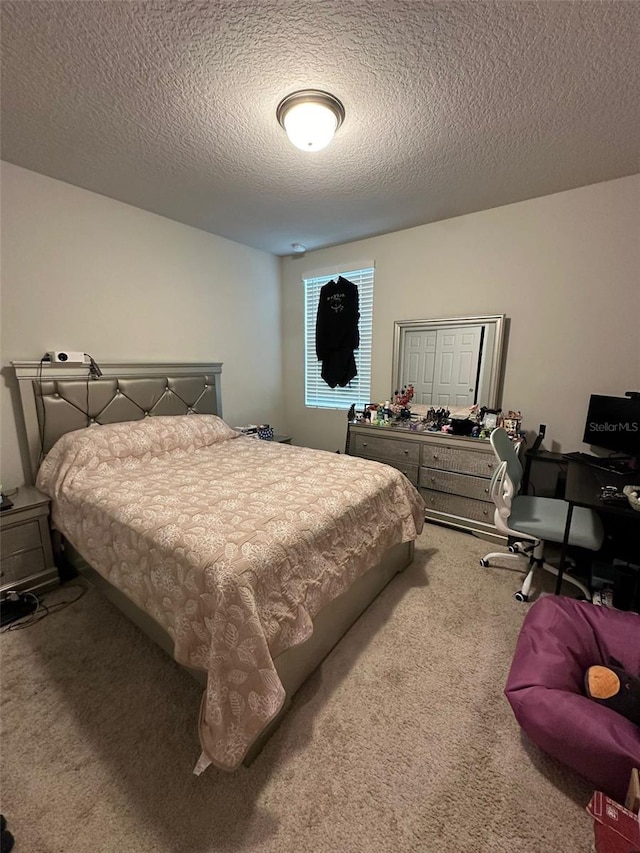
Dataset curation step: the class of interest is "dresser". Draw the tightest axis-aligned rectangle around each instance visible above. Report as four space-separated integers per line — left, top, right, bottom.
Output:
347 422 504 543
0 487 58 596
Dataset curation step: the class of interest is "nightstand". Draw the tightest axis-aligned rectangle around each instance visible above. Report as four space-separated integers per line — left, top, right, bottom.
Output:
0 487 58 597
272 434 292 444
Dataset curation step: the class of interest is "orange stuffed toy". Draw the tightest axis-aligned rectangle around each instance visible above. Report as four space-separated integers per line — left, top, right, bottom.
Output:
584 664 640 725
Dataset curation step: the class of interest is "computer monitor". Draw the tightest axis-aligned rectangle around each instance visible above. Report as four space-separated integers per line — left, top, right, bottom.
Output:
582 394 640 457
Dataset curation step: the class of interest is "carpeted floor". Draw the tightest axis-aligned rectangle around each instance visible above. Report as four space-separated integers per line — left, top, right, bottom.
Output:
1 524 594 853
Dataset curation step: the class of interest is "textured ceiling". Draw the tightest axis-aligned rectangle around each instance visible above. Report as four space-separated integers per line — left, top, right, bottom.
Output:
2 1 639 256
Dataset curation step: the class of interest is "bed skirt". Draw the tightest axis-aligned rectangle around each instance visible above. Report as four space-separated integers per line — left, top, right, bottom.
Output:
62 537 414 766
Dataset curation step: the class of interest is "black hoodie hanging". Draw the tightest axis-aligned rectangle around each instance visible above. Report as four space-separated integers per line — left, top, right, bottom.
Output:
315 276 360 388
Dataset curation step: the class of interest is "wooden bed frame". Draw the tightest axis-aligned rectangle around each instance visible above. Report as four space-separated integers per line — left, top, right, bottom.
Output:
11 360 414 763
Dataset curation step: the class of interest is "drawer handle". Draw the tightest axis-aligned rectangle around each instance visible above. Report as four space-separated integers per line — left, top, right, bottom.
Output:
362 443 368 447
429 497 435 504
403 450 409 455
484 488 489 493
483 510 488 515
430 477 436 482
487 462 494 469
432 454 439 460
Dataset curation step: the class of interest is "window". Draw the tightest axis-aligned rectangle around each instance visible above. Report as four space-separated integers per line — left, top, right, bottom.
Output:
304 264 374 409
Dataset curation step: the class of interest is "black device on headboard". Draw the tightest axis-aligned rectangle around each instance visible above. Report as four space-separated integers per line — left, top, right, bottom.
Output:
582 394 640 457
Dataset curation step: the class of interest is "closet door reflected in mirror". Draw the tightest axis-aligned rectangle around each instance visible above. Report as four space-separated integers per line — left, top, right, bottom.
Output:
392 315 506 410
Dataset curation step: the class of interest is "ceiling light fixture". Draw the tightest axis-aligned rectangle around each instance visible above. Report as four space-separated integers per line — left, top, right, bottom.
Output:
277 90 345 152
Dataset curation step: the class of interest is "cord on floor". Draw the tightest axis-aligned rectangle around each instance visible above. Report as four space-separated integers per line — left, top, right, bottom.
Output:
0 583 88 633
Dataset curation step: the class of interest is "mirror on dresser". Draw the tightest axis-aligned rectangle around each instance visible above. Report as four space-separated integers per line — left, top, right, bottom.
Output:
391 314 506 410
348 314 508 542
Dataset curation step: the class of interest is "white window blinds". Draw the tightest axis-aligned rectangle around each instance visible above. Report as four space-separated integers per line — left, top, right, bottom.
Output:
304 265 374 409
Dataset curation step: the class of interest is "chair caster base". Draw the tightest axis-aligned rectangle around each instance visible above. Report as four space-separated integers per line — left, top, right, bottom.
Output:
514 591 529 602
479 558 490 568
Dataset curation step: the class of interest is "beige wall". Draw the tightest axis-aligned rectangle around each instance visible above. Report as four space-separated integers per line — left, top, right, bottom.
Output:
1 163 283 488
281 175 640 454
3 166 638 489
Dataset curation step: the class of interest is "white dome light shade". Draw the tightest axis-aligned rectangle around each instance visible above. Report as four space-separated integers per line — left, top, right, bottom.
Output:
283 101 337 151
277 90 345 153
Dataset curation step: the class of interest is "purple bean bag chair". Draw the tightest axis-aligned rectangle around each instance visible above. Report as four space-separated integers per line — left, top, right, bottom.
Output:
505 596 640 803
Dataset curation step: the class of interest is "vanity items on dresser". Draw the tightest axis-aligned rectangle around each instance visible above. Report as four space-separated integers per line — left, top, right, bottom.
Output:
355 403 522 440
347 422 503 542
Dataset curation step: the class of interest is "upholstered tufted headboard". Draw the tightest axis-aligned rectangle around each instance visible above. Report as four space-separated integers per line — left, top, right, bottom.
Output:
11 361 223 484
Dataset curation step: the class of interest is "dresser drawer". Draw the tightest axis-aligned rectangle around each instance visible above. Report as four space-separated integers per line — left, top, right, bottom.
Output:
0 519 42 555
383 461 419 487
421 488 494 524
419 467 492 503
1 547 47 586
351 434 420 465
421 444 495 478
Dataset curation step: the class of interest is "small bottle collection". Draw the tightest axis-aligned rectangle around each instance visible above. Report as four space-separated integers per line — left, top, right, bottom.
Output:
350 386 523 440
360 386 415 425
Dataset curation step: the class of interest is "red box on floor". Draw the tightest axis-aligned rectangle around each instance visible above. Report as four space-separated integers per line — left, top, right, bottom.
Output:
587 791 640 852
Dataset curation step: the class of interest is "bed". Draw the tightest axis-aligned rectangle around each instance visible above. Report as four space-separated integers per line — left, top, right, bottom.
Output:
12 361 424 772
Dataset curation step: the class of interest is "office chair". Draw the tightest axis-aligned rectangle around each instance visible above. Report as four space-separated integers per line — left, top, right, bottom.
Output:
480 428 603 602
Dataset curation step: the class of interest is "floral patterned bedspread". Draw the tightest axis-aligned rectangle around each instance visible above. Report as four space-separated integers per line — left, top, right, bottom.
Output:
37 416 424 771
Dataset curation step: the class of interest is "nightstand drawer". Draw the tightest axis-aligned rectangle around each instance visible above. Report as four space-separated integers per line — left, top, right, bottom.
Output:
1 547 47 585
0 519 42 555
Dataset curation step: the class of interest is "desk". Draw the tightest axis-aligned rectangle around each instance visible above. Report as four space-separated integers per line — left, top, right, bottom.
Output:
556 461 639 596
